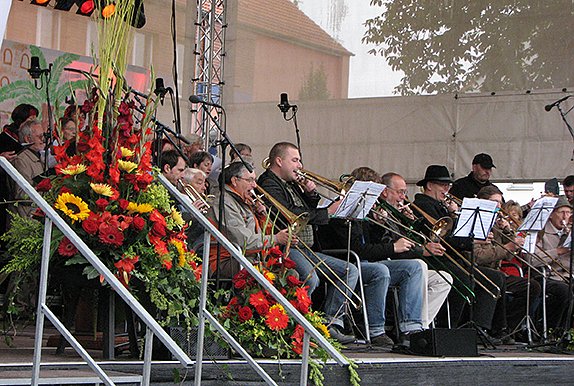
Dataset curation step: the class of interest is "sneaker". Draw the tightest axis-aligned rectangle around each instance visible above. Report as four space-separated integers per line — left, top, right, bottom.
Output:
370 333 395 347
328 326 355 344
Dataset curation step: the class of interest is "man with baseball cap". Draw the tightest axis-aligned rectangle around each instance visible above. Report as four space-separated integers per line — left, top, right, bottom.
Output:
450 153 498 200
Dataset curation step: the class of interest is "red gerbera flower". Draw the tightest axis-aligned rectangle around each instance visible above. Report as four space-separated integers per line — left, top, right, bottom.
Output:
283 257 297 269
295 287 312 313
99 225 124 247
286 275 302 287
265 305 289 331
238 306 253 322
82 213 100 235
58 237 78 257
249 290 270 315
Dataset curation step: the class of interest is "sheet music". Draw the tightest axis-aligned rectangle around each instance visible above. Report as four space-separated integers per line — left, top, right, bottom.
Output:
523 231 538 254
332 181 386 220
452 198 498 240
517 197 559 232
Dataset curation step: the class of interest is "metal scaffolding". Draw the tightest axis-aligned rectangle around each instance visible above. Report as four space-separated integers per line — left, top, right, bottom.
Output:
191 0 227 150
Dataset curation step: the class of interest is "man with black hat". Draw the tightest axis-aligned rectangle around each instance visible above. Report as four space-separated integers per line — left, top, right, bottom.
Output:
450 153 497 200
413 165 505 340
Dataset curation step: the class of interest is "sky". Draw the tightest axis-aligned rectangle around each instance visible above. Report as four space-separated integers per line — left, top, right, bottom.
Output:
297 0 404 98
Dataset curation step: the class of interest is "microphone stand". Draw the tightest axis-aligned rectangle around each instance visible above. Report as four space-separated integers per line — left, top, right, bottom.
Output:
280 105 301 160
31 62 54 174
196 102 253 290
555 102 574 161
559 218 574 349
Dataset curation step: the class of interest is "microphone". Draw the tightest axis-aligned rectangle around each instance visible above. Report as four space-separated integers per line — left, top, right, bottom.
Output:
278 93 291 113
28 56 42 79
154 78 171 105
188 95 223 109
545 95 572 112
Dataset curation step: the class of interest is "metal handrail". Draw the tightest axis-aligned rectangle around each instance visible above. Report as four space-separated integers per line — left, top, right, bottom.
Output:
157 174 348 386
0 157 194 386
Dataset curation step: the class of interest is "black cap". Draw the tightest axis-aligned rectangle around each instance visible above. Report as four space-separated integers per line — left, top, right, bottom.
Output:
416 165 453 187
472 153 495 169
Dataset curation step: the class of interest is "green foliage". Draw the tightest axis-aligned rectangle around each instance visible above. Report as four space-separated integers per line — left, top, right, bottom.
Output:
299 64 331 101
138 177 172 213
363 0 574 95
0 214 45 274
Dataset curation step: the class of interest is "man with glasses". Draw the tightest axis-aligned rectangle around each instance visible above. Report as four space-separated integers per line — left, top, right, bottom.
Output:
258 142 391 346
209 162 295 278
450 153 498 200
413 165 505 339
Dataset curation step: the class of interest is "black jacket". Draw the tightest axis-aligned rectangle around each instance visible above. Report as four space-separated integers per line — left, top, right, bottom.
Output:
450 172 495 200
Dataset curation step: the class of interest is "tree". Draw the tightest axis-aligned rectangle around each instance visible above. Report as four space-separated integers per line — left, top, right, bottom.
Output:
298 64 331 101
362 0 574 95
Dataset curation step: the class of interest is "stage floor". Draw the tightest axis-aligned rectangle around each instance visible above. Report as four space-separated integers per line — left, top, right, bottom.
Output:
2 325 574 385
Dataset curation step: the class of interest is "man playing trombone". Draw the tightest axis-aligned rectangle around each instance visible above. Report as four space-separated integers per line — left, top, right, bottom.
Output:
258 142 390 345
534 196 573 329
474 186 541 343
412 165 505 338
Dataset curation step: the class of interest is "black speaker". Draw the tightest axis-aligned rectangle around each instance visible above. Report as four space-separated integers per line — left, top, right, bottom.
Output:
409 328 478 357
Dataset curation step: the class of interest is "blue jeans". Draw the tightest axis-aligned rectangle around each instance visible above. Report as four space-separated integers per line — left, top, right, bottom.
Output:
381 259 425 333
289 248 358 327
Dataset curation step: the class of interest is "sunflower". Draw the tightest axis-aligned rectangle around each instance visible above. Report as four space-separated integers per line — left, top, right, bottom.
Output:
55 192 91 222
170 207 185 227
60 163 87 176
126 202 154 214
90 183 113 197
120 146 134 158
117 159 138 173
169 238 187 267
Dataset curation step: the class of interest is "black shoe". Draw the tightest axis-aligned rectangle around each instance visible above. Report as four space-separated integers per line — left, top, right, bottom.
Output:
478 329 502 346
328 326 355 345
491 329 515 345
370 333 394 347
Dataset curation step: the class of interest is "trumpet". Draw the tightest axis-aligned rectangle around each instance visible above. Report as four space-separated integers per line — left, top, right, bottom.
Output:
177 179 214 214
254 184 363 309
407 198 502 299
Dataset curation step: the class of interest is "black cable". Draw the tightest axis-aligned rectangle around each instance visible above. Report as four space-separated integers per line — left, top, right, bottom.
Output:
170 0 182 135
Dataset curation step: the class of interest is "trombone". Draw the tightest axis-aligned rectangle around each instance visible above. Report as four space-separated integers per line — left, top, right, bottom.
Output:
407 198 502 299
252 184 363 309
368 200 475 303
177 178 214 214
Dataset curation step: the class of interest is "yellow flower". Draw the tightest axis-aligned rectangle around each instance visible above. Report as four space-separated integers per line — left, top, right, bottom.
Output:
126 202 154 214
170 207 185 227
269 304 284 313
120 147 134 158
263 269 276 283
117 159 138 173
55 192 91 223
90 183 113 197
316 323 330 338
169 238 186 267
60 164 87 176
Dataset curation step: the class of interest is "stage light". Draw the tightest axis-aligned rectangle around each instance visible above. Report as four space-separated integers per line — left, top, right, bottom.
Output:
30 0 50 6
77 0 96 16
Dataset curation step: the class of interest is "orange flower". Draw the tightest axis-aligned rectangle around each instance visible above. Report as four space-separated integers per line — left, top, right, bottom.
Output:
102 3 116 18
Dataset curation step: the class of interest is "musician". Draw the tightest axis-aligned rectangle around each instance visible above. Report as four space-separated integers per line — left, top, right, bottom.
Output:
209 162 296 278
258 142 390 345
564 175 574 206
178 168 211 248
413 165 505 336
450 153 498 199
534 196 572 329
160 150 187 187
379 171 453 329
474 186 541 342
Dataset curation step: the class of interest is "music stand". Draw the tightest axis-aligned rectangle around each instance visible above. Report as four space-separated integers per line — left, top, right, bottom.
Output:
330 180 385 344
517 196 559 343
453 198 498 348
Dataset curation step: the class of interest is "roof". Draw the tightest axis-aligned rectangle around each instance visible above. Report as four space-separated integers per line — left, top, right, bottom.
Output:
236 0 353 57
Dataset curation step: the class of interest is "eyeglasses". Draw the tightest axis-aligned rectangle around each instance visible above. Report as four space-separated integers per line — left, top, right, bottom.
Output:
237 176 256 183
387 187 408 195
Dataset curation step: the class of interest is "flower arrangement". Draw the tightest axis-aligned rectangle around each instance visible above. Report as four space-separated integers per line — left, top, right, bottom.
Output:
217 245 359 385
1 0 202 330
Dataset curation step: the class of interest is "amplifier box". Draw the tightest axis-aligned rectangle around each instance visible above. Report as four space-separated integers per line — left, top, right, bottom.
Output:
409 328 478 357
